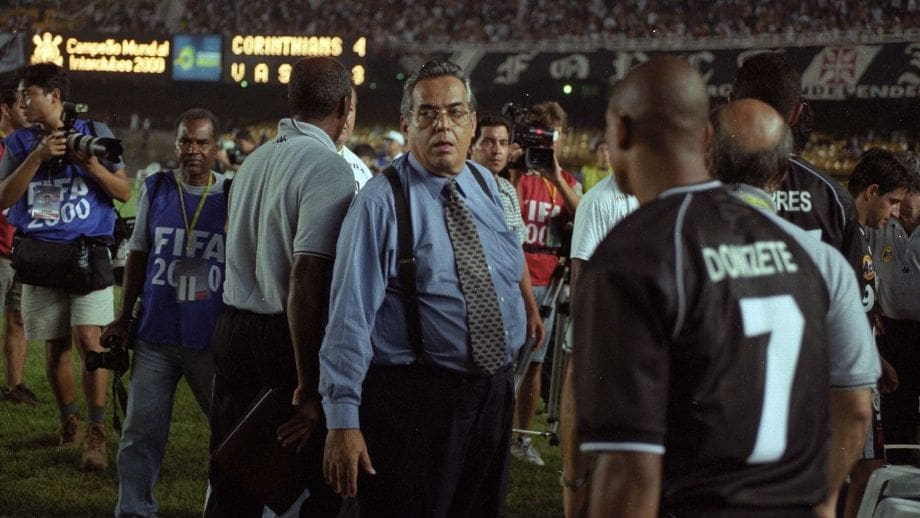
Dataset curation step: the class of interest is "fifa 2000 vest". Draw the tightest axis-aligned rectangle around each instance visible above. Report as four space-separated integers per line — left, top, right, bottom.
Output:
138 172 226 350
4 119 119 243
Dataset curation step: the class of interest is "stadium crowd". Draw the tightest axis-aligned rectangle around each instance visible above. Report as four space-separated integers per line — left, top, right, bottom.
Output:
3 0 919 43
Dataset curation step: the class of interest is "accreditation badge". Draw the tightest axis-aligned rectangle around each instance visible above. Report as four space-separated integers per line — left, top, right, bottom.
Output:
174 258 210 302
545 217 563 248
31 184 63 220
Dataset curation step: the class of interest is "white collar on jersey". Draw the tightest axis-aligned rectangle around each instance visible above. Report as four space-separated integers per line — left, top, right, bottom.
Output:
658 180 722 199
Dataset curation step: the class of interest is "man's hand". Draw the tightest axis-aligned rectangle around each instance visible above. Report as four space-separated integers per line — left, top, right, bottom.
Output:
879 356 899 394
72 149 101 172
100 317 131 348
323 428 375 497
276 390 322 453
34 130 67 162
536 154 565 185
527 308 546 351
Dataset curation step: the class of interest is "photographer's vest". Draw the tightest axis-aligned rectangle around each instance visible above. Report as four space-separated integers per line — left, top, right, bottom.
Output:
4 119 117 244
138 172 226 351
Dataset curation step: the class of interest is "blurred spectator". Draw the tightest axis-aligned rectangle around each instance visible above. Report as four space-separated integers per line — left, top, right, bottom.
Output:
351 143 378 175
375 129 404 170
579 138 613 193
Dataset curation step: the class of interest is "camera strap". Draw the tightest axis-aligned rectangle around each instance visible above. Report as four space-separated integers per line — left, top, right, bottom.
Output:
111 371 129 433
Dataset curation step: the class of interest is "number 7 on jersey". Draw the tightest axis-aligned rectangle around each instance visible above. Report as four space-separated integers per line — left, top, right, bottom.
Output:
740 295 805 464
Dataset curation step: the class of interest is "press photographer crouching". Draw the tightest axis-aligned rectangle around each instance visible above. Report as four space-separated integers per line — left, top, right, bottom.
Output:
102 108 226 518
0 62 130 471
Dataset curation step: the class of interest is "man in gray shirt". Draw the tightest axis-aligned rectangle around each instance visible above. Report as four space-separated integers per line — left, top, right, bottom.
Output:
209 57 355 517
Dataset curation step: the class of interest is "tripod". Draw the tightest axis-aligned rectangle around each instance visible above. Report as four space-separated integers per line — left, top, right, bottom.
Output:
513 263 571 446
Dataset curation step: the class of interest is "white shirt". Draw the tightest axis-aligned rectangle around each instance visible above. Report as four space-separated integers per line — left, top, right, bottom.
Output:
341 145 373 191
570 174 639 261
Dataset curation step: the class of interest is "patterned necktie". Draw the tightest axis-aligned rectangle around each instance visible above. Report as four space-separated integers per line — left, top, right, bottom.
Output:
443 179 506 374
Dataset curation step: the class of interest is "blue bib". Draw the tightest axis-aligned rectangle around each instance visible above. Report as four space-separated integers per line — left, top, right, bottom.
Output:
137 172 226 350
4 119 119 243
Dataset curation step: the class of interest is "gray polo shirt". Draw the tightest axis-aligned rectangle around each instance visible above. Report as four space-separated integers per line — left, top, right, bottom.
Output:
223 118 355 313
869 220 920 321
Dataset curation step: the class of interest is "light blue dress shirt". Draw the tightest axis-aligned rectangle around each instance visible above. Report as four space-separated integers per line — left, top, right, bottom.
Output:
320 153 526 429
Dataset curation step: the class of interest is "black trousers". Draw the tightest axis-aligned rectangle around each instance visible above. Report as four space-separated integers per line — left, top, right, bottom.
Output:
878 317 920 464
358 362 514 518
208 306 340 517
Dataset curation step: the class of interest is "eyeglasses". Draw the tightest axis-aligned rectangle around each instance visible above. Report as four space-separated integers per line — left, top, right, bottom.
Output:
411 106 471 127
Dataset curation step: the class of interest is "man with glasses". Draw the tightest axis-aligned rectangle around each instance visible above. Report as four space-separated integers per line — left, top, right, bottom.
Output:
320 60 527 516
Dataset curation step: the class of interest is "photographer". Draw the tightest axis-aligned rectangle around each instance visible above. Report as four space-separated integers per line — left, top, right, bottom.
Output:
0 62 129 471
510 100 580 466
103 108 225 518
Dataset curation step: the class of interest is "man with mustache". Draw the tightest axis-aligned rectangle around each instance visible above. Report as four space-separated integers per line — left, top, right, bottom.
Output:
320 60 527 516
102 109 226 518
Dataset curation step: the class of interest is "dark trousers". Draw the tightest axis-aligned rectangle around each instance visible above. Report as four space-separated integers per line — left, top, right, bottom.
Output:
878 317 920 464
358 362 514 518
208 306 340 517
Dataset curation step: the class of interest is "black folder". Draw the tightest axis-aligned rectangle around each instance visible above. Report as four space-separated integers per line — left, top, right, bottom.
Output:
211 387 311 515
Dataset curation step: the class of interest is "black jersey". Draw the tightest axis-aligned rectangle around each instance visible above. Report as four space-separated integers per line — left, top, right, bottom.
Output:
775 156 876 315
574 181 878 511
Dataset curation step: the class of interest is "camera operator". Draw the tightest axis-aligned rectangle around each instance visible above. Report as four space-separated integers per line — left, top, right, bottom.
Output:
510 100 580 466
0 62 130 471
103 109 226 517
216 128 256 177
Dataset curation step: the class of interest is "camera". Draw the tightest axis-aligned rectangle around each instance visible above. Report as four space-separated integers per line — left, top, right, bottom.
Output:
54 102 124 164
86 317 135 373
501 103 558 171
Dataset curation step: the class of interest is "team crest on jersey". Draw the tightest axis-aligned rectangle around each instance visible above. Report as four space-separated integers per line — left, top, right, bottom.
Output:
881 246 894 263
863 255 876 281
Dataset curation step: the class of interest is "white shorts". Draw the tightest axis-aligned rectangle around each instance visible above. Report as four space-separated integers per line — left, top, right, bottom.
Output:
22 284 114 340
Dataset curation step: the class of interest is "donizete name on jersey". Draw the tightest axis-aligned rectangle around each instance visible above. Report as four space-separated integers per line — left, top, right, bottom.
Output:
703 240 799 282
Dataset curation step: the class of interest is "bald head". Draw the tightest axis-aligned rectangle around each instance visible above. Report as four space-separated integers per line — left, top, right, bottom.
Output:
710 99 792 190
607 56 710 152
604 57 713 202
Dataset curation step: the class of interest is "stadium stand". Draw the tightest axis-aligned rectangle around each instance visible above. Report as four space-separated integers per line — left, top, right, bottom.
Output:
4 0 919 44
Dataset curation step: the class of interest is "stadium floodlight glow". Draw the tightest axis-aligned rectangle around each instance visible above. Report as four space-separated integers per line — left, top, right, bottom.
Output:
562 84 573 95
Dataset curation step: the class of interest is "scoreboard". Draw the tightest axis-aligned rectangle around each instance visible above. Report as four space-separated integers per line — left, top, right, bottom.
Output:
225 34 367 86
26 31 368 85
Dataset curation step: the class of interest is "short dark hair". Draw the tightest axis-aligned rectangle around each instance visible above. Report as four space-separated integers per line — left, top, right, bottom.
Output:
710 109 792 188
733 52 801 119
526 101 567 130
234 128 253 141
352 143 375 159
288 57 352 120
0 79 18 108
20 63 69 98
175 108 219 136
400 60 476 118
895 151 920 182
848 148 914 197
473 113 511 144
